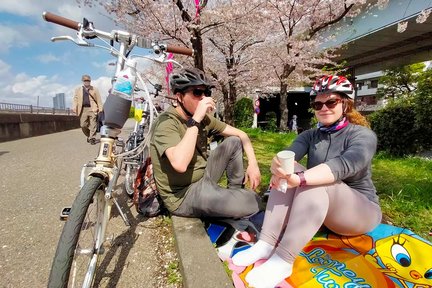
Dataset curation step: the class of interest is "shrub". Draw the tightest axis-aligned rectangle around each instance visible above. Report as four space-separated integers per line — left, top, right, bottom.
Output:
413 69 432 150
369 99 419 156
234 97 253 128
265 111 278 132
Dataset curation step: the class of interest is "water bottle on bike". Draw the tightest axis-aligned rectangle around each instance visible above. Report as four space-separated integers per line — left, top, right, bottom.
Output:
104 60 137 129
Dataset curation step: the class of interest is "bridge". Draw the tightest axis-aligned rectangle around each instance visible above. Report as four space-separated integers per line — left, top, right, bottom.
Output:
326 0 432 75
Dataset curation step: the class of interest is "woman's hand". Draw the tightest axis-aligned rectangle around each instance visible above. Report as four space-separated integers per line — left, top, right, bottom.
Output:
270 156 289 178
270 156 301 189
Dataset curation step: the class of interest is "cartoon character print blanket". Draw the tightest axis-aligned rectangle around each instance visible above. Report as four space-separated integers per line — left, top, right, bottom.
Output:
207 223 432 288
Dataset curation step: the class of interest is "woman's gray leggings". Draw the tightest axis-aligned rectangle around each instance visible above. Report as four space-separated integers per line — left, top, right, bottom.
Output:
260 167 382 263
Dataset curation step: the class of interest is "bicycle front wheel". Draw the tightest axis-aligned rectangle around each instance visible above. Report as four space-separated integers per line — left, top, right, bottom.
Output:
48 176 106 288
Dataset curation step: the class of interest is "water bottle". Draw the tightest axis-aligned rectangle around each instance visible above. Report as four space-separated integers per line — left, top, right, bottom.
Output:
103 61 137 129
134 101 144 122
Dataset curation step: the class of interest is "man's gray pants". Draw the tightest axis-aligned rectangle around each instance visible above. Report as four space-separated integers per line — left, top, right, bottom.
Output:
173 136 263 218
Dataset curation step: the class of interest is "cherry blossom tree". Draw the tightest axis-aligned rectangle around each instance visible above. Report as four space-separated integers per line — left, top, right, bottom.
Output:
250 0 381 130
203 2 266 124
81 0 221 71
77 0 432 130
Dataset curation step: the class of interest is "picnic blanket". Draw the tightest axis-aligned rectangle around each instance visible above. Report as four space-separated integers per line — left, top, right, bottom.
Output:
206 223 432 288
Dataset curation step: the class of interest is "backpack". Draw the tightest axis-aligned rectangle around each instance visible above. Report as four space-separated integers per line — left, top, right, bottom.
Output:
133 157 163 217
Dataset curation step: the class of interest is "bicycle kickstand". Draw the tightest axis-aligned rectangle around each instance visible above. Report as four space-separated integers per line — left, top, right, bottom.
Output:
113 197 131 227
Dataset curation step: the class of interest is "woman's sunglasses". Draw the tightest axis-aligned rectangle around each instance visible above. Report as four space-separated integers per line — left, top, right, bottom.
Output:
185 88 212 97
310 99 342 111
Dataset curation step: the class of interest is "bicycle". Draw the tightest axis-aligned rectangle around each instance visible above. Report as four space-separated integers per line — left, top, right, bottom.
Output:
123 84 162 198
42 11 191 288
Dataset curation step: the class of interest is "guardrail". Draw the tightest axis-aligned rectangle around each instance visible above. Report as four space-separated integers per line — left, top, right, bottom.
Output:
0 102 72 115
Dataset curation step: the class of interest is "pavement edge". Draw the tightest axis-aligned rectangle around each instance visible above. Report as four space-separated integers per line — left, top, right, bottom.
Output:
171 215 233 288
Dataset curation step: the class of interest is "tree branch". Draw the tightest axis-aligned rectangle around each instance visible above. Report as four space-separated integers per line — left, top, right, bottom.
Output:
173 0 192 22
307 3 354 39
208 38 227 55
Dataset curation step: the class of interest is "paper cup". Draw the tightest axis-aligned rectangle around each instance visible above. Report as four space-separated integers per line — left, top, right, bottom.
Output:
277 150 295 174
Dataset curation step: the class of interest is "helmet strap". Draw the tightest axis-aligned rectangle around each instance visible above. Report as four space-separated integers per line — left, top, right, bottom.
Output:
175 92 194 117
178 99 193 117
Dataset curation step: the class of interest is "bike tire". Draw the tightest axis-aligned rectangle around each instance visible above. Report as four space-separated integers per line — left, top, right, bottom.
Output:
48 176 106 288
123 144 149 197
124 164 138 197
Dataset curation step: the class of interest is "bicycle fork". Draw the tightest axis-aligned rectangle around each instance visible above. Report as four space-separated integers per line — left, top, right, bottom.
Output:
64 137 131 227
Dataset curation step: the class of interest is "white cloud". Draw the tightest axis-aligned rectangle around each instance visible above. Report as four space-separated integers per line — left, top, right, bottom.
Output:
0 69 112 108
92 77 112 101
0 1 118 50
0 73 72 107
0 25 28 53
0 59 11 76
0 0 47 16
0 1 120 107
36 53 61 63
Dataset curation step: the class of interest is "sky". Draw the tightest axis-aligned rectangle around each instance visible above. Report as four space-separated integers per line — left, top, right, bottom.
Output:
0 0 125 108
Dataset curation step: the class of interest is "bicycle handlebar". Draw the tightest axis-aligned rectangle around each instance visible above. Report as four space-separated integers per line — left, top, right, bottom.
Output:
42 11 193 56
43 11 80 31
165 45 193 56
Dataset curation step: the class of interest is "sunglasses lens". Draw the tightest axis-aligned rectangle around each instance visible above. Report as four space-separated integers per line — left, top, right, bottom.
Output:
311 99 340 110
325 100 339 108
311 102 324 110
192 88 212 97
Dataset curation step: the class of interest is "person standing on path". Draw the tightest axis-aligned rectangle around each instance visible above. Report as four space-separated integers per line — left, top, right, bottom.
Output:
72 74 103 145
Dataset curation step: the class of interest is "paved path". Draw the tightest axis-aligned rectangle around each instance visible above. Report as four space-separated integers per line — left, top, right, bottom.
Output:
0 119 178 287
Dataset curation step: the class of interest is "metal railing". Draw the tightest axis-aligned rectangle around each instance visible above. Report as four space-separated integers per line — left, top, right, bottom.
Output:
0 102 73 115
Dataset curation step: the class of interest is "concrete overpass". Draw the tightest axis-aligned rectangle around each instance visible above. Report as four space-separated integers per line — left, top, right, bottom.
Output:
323 0 432 75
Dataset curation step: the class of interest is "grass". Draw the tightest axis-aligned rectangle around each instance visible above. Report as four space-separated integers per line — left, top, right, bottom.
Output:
167 261 182 284
245 129 432 241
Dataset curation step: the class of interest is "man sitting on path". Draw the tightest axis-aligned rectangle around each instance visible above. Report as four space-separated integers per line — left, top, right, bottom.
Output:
150 67 263 218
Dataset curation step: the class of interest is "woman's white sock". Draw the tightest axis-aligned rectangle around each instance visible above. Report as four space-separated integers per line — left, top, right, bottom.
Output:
231 240 274 267
245 253 293 288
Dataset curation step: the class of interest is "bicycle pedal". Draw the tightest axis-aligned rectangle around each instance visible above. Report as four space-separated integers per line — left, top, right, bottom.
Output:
60 207 71 221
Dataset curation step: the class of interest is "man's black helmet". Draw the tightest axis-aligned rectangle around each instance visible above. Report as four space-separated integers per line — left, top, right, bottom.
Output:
169 67 214 94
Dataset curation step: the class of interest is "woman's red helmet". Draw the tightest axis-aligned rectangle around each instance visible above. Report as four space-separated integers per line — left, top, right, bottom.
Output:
310 75 355 99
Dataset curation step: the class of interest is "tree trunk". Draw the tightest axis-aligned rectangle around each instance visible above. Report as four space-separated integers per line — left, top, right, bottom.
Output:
279 82 288 131
190 28 204 70
221 84 230 123
279 64 295 131
224 80 236 125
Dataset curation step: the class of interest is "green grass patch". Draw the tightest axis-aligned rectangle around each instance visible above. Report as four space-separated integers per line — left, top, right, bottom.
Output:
247 130 432 241
167 260 182 284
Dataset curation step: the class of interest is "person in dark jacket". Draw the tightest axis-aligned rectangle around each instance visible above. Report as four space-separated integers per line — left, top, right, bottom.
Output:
232 75 382 288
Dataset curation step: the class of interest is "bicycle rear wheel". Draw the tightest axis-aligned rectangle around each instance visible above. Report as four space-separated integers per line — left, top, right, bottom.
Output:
48 176 106 288
124 163 138 197
124 145 149 197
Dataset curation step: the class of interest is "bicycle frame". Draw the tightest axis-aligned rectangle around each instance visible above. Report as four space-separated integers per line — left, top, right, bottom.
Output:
43 10 188 207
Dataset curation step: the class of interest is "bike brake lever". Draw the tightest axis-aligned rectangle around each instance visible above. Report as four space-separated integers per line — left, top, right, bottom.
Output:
51 35 93 47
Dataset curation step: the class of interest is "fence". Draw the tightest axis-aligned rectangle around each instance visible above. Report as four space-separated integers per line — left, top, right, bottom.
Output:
0 102 72 115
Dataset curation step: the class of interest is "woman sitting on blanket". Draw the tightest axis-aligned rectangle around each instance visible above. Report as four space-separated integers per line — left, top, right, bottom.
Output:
232 75 382 288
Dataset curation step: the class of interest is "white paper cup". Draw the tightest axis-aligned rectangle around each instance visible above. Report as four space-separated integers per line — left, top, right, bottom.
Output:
277 150 295 174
